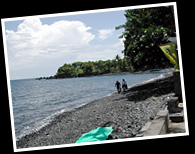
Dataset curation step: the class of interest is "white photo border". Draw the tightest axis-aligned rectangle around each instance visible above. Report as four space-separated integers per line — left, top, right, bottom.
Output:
1 2 189 152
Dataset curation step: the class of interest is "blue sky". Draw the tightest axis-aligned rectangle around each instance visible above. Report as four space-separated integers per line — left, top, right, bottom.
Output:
3 9 126 80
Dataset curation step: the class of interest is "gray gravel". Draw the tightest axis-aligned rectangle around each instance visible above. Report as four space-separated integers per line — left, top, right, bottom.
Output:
16 90 174 149
16 71 175 148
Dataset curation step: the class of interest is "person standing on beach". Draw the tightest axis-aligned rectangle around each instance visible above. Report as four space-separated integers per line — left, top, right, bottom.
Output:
122 79 128 92
115 80 121 94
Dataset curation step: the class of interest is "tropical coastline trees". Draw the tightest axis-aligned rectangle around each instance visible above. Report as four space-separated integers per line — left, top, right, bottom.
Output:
54 55 134 78
39 6 177 79
115 6 176 70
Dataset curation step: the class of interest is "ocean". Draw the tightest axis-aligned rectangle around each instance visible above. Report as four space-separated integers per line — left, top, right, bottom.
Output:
10 69 172 139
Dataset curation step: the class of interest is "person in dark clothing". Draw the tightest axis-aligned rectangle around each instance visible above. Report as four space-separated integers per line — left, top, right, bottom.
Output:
115 80 121 94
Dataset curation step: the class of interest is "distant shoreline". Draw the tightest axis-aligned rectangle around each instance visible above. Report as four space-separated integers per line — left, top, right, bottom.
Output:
36 71 134 80
36 68 170 80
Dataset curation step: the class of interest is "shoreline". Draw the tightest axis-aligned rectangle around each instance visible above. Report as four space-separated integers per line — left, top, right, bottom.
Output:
16 72 174 149
36 68 173 80
16 90 118 141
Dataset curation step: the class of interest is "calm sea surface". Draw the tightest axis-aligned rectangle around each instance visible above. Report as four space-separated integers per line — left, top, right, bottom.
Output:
10 70 171 139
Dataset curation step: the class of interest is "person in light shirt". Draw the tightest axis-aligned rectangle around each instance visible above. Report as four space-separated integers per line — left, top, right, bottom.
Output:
122 79 128 92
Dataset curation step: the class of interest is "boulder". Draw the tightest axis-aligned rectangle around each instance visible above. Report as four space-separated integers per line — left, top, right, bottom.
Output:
173 70 182 101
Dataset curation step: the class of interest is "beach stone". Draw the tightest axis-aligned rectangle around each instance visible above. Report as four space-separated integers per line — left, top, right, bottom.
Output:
131 130 137 137
150 117 154 120
16 72 175 148
126 73 174 101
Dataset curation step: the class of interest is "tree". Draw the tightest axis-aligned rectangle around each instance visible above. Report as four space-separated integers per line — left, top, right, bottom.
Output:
72 61 83 68
81 61 94 76
54 55 136 79
56 64 75 78
116 6 176 70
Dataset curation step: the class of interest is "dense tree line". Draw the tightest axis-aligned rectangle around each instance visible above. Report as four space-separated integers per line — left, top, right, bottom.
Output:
37 6 176 80
116 6 176 70
54 55 134 78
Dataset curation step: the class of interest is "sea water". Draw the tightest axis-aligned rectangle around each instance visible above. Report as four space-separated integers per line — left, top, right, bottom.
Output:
10 69 172 139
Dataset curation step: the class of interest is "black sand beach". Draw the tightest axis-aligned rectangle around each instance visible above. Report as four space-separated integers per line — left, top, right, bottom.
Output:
16 73 174 149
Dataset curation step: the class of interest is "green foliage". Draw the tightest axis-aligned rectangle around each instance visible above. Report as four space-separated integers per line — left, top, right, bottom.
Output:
53 6 177 79
159 43 179 70
55 56 134 78
116 6 176 71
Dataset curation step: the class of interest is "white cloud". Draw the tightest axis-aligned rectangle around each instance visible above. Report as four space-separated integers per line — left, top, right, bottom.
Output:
6 17 95 56
5 18 124 79
6 18 95 70
72 41 124 62
98 28 115 40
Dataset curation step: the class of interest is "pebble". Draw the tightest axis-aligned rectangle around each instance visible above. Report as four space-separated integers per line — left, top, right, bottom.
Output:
17 83 174 148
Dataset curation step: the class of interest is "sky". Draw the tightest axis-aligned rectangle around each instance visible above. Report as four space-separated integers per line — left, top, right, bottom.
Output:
3 9 126 80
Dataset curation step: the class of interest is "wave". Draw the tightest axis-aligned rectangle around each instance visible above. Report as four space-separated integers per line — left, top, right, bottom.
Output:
15 69 173 141
16 108 69 141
